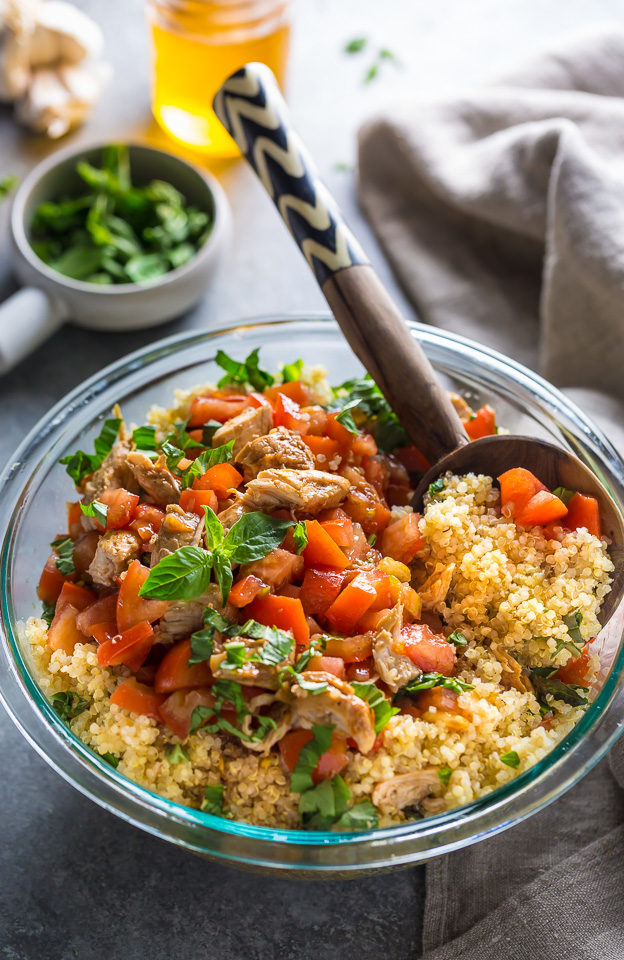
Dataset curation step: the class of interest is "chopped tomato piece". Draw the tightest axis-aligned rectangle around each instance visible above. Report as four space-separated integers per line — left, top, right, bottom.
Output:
555 645 592 686
247 594 309 645
188 393 253 426
278 729 348 783
274 393 310 436
67 501 83 537
72 530 100 577
380 512 423 564
350 433 378 457
564 492 601 538
307 655 346 679
401 583 423 621
303 435 341 466
264 380 311 406
229 574 269 608
326 571 379 634
278 583 301 599
55 582 97 617
302 520 349 571
96 488 140 530
300 567 345 617
90 621 118 644
117 559 169 633
395 444 431 474
367 570 393 612
38 553 68 603
346 658 375 683
319 515 353 548
300 406 328 435
97 620 155 672
417 686 461 714
361 456 389 497
111 677 166 720
341 467 391 534
154 638 214 693
465 405 496 440
47 603 85 654
243 547 305 588
399 623 455 675
129 504 166 541
498 468 548 519
76 592 119 637
356 608 392 632
324 633 374 662
325 412 355 446
515 490 568 527
179 488 219 518
192 462 242 499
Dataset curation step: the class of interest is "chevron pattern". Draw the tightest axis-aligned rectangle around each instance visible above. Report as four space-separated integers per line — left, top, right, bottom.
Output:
213 63 368 285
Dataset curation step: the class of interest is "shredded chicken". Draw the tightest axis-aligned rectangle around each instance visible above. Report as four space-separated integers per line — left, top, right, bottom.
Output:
240 468 350 514
419 562 455 610
83 438 139 505
212 404 273 457
217 500 247 533
154 585 226 645
242 703 292 753
150 504 204 567
372 768 440 812
87 529 140 588
236 426 314 479
372 603 421 693
284 671 377 753
211 633 295 690
449 392 474 423
490 644 534 694
127 452 181 505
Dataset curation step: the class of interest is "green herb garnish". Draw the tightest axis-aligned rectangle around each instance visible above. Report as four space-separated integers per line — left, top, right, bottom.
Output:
132 424 159 456
165 743 190 764
293 521 308 554
345 37 367 53
334 400 360 435
438 767 452 786
428 478 446 498
351 681 399 733
446 631 468 646
563 610 584 647
395 673 474 700
100 752 120 768
0 174 17 199
51 536 75 576
552 487 575 506
530 666 589 707
59 416 122 486
41 600 56 626
51 691 88 721
201 783 225 816
291 725 334 794
216 347 274 391
189 679 277 744
80 499 108 528
500 751 521 769
282 359 304 381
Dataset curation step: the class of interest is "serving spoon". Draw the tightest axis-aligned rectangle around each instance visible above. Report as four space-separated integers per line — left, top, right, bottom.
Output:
213 63 624 628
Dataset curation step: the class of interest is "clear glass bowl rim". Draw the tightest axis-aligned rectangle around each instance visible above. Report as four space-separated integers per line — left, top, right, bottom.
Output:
2 312 624 876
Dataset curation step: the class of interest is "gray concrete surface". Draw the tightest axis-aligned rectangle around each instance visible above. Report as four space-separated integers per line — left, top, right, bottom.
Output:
2 1 624 957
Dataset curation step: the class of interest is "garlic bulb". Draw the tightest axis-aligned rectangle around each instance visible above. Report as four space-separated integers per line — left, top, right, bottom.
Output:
30 2 103 67
15 60 110 138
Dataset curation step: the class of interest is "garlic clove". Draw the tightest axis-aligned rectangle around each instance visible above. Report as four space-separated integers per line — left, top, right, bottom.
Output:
30 1 103 67
15 60 110 138
0 29 31 101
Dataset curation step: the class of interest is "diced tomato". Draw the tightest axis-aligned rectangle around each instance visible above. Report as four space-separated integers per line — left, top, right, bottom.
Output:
96 488 140 530
278 729 348 783
307 655 346 679
342 467 391 534
350 433 378 457
465 405 496 440
274 393 310 436
326 571 379 634
55 582 97 617
357 608 392 632
380 512 423 564
90 621 118 644
111 677 167 720
401 583 423 621
38 553 68 603
192 462 242 499
564 492 601 539
300 406 328 435
47 604 85 654
97 620 155 672
67 501 83 537
303 435 341 466
498 468 548 519
229 574 269 608
346 658 375 683
367 570 393 612
117 559 169 632
417 686 461 714
278 584 301 599
72 530 100 577
188 393 253 426
243 547 305 588
395 444 431 474
319 515 353 548
154 638 214 693
343 522 370 564
129 504 166 541
179 488 219 518
399 623 455 675
362 456 389 497
515 490 568 527
300 567 345 617
158 687 229 739
324 633 374 662
76 592 119 637
247 594 309 645
264 380 311 406
302 520 349 571
248 391 272 409
325 413 355 447
555 644 591 686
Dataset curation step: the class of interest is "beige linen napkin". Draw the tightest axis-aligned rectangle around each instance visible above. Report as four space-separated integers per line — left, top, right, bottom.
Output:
357 28 624 959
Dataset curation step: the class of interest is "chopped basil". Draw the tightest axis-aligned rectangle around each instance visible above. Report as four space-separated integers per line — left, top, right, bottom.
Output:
176 441 235 490
530 666 588 707
563 610 584 647
206 610 295 670
41 600 56 626
190 679 277 744
282 359 304 382
224 640 247 668
345 36 367 53
203 505 225 552
290 724 334 794
165 743 190 764
552 487 575 506
335 799 378 830
139 544 213 601
51 536 75 576
131 424 158 456
59 417 122 486
500 751 521 769
446 631 468 647
188 627 215 665
200 421 222 444
296 676 329 695
51 691 88 721
438 767 452 786
293 636 326 673
293 521 308 554
428 478 446 498
335 401 360 435
216 347 274 392
395 672 474 700
299 775 352 829
80 499 108 528
351 681 399 733
201 783 225 816
100 752 120 768
329 375 408 453
367 533 377 546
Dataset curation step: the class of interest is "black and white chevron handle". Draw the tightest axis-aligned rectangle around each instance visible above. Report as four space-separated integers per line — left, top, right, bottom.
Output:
213 63 369 286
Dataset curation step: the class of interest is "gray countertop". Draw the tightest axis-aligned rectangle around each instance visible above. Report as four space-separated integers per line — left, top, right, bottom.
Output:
2 1 624 956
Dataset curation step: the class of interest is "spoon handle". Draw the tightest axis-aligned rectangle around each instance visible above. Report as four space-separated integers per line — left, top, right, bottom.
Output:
214 63 467 463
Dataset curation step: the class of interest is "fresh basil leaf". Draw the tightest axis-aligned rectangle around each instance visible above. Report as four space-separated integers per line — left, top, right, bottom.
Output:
330 375 408 454
132 424 158 455
395 672 474 700
58 450 98 485
552 487 575 506
139 545 213 600
190 704 218 735
198 441 235 469
202 505 224 552
161 439 185 475
188 628 215 664
41 600 56 627
51 536 75 576
125 252 169 284
204 608 232 634
293 521 308 555
216 347 274 392
335 798 378 830
500 751 521 769
223 512 293 564
51 245 102 280
447 631 468 646
296 676 329 695
299 774 351 830
212 550 234 605
563 610 584 647
233 620 294 665
345 37 367 53
282 359 304 382
80 499 108 528
224 640 247 668
294 636 326 673
554 638 584 659
165 743 190 764
201 783 225 815
93 418 122 462
100 752 120 768
200 421 222 444
530 669 588 708
438 767 452 786
290 724 334 794
367 533 377 546
428 478 446 497
335 400 360 435
51 691 88 721
351 681 399 733
0 173 17 199
373 410 410 453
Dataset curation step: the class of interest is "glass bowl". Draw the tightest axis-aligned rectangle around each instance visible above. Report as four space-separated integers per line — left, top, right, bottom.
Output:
2 314 624 878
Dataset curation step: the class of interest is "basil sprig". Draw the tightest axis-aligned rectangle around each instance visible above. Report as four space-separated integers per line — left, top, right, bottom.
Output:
351 681 399 734
216 347 274 391
51 536 75 576
395 673 474 701
51 691 88 721
59 417 122 486
80 499 108 528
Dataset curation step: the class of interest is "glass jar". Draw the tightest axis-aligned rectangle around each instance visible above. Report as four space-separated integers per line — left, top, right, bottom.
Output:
146 0 291 158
